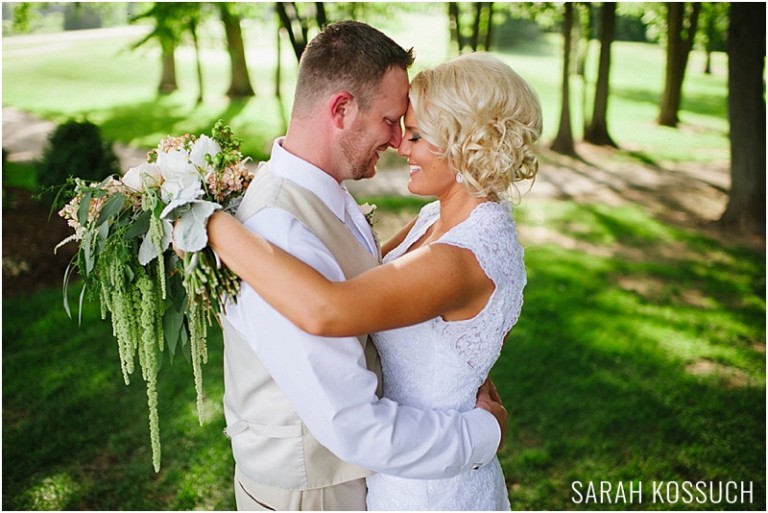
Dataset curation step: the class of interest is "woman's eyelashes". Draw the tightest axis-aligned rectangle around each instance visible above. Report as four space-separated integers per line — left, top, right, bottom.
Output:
407 131 422 142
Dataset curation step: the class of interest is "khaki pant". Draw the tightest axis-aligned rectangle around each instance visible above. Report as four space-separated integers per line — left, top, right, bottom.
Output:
234 466 367 511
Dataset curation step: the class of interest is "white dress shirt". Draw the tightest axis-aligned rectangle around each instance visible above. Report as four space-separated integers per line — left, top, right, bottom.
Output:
224 138 500 479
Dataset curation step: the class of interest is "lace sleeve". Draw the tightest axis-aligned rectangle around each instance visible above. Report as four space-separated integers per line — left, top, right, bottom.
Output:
433 202 527 371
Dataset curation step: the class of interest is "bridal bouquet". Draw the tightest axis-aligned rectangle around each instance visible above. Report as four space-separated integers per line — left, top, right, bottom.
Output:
56 120 252 471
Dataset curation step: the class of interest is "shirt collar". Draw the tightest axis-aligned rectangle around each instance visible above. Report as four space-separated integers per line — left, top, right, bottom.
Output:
269 137 347 222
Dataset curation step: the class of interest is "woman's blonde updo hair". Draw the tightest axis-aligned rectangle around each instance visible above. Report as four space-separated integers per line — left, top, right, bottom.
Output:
409 53 542 201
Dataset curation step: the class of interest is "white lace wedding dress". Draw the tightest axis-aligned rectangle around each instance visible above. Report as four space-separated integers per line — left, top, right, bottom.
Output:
366 200 526 511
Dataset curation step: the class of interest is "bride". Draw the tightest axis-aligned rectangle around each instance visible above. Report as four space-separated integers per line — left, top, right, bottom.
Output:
206 52 542 510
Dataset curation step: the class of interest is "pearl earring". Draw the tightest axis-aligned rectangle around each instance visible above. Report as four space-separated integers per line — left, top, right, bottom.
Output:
455 173 464 184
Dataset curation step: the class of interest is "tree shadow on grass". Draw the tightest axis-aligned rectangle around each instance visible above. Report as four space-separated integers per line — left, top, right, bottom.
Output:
539 145 734 240
495 205 765 510
94 96 253 148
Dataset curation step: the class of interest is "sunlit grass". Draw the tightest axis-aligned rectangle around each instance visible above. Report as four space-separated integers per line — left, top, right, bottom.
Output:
3 16 729 165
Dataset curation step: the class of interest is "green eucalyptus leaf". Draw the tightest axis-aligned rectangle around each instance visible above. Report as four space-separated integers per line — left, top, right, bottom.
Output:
97 220 109 254
126 211 151 239
163 300 184 361
63 262 74 319
181 327 192 364
78 191 92 227
95 193 125 226
83 231 94 276
78 282 87 326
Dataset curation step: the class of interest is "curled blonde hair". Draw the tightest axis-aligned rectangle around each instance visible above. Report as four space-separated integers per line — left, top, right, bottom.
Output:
409 53 542 201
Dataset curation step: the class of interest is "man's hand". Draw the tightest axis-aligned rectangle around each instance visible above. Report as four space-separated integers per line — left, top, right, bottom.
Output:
476 378 508 452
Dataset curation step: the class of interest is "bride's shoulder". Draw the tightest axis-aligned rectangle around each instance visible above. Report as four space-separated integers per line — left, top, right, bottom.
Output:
464 200 516 235
440 201 521 259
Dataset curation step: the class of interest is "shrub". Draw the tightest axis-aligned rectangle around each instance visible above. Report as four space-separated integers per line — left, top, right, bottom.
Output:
36 119 121 205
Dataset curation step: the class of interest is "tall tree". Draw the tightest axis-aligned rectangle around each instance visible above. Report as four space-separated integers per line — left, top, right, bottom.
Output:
574 3 592 138
448 2 495 53
699 2 728 75
130 3 185 94
188 9 204 104
130 3 206 97
584 2 617 147
718 2 766 235
448 2 466 53
219 3 255 98
482 2 495 50
551 2 577 156
276 2 327 61
657 2 701 127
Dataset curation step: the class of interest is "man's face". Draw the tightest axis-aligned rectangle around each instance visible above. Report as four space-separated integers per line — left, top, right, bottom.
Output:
339 66 409 181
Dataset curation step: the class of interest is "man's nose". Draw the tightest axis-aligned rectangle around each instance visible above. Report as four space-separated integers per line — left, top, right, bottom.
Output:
389 124 403 149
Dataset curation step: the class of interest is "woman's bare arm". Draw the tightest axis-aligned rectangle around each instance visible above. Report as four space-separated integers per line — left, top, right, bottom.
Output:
207 211 493 337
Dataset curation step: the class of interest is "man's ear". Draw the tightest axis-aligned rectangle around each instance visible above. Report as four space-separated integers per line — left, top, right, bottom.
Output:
329 91 357 129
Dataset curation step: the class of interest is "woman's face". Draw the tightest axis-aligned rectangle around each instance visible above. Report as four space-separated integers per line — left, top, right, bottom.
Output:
397 105 456 198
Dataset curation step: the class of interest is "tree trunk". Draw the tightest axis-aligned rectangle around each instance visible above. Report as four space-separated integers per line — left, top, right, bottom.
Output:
551 2 577 156
276 2 309 61
190 17 204 104
717 2 766 236
658 2 701 127
448 2 463 53
275 27 282 99
703 9 715 74
220 3 255 98
315 2 327 27
483 3 494 51
470 2 482 51
576 3 591 136
585 2 617 147
158 46 177 94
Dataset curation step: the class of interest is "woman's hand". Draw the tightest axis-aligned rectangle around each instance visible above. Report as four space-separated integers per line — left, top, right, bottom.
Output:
476 378 507 452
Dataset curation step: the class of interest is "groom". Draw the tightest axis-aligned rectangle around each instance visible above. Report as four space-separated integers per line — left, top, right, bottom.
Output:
220 20 507 510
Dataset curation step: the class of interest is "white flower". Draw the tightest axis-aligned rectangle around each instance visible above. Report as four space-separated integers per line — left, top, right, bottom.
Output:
189 135 221 178
359 202 377 226
157 149 203 204
122 163 163 193
172 200 221 252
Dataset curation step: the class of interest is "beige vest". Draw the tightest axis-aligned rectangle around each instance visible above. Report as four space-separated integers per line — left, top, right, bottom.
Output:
221 165 381 490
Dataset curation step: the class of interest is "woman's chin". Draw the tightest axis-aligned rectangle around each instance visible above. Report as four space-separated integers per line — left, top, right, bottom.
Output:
407 181 428 197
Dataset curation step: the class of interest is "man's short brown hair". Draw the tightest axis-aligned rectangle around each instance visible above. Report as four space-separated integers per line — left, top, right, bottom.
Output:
293 20 414 115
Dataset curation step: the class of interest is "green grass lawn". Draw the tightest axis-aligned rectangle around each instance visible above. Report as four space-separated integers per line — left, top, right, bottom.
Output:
2 285 234 510
499 200 765 510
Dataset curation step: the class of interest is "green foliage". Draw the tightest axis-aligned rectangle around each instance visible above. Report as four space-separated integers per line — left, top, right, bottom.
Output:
36 120 121 205
63 3 103 31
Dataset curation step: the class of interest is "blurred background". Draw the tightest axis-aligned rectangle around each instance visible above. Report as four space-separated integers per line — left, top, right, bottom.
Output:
2 2 765 510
